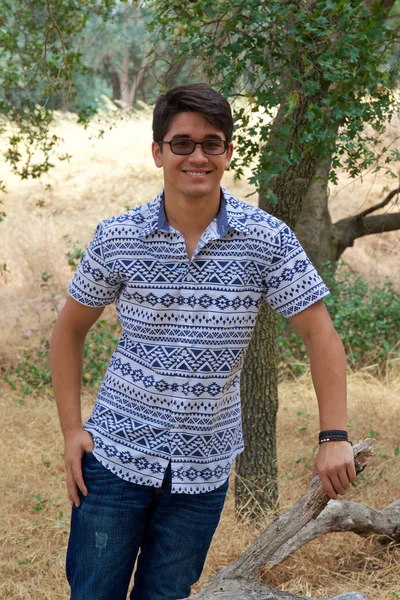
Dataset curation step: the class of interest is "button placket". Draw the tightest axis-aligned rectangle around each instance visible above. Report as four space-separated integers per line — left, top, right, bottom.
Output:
170 234 189 442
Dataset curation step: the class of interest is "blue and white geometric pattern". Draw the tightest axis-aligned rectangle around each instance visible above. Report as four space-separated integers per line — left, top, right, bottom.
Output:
68 188 329 493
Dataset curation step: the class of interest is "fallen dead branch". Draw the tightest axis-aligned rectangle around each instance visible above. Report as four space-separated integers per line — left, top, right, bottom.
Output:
268 496 400 567
191 439 375 600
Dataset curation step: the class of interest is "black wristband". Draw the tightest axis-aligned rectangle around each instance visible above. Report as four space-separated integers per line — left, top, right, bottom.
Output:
319 429 348 444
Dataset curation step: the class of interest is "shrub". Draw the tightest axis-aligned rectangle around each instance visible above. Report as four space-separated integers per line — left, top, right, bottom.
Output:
3 318 121 396
4 264 399 395
277 263 400 375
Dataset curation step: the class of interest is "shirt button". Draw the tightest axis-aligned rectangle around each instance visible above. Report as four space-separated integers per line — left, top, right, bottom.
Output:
181 349 188 357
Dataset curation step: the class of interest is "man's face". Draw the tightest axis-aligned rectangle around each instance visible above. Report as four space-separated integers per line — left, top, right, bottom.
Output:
152 112 233 202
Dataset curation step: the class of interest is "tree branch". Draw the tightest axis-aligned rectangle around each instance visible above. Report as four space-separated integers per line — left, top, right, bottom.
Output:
357 187 400 219
334 211 400 258
45 0 70 87
267 496 400 568
190 440 375 600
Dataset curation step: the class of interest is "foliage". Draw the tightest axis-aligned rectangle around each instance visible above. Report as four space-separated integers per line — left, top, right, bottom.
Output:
64 236 84 269
0 0 99 188
3 341 52 398
277 264 400 375
151 0 400 199
3 320 121 396
0 0 195 199
70 4 154 108
82 318 121 387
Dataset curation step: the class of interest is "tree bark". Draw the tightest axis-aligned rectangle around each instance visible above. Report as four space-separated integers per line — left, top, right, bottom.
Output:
117 4 148 109
191 439 374 600
268 496 400 568
237 93 323 515
334 211 400 259
292 156 400 268
294 158 337 270
118 54 149 109
236 302 279 518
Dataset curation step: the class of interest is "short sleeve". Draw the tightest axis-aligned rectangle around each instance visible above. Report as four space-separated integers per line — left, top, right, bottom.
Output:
263 224 329 318
68 222 123 307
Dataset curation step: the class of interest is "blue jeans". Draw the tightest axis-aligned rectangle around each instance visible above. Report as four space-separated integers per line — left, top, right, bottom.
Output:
66 453 229 600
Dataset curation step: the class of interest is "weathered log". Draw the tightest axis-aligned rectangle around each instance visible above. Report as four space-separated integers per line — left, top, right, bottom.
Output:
190 439 375 600
268 496 400 567
191 578 370 600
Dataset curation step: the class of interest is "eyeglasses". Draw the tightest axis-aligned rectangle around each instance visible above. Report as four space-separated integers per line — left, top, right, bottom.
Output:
158 139 228 156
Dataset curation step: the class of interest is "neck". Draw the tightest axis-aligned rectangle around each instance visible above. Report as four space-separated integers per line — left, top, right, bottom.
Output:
163 188 221 237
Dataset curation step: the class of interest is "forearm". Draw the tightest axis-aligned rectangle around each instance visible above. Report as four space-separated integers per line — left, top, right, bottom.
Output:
289 302 355 499
306 327 347 431
50 321 86 439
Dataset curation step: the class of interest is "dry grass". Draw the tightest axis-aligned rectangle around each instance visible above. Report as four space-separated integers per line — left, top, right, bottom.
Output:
1 373 399 599
0 112 400 599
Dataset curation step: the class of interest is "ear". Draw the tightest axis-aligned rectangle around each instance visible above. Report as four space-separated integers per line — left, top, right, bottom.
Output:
225 143 234 170
152 141 163 168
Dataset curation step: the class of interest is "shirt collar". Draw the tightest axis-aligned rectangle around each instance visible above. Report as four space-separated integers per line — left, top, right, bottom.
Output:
139 188 250 239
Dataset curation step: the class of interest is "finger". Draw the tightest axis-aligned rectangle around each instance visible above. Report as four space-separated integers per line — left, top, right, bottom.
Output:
329 472 347 496
66 465 80 507
337 466 351 491
72 461 88 499
319 473 338 500
347 459 357 483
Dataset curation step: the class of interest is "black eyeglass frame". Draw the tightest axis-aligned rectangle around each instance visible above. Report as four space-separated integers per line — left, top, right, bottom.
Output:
157 139 229 156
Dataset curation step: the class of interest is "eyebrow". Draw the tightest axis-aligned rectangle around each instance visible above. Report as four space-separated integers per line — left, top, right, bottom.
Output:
170 133 224 140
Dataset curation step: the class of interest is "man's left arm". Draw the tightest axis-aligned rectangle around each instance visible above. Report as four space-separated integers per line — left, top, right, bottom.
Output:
288 300 356 499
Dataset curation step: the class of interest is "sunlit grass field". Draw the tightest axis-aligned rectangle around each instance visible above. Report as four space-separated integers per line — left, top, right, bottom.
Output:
0 111 399 599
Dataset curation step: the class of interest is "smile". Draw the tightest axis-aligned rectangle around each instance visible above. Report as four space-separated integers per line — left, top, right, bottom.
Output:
183 171 211 177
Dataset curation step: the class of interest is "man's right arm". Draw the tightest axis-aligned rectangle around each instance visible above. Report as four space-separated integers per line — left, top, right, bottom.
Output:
50 297 105 507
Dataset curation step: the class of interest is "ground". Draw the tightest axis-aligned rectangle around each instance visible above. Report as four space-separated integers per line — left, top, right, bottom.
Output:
1 374 399 599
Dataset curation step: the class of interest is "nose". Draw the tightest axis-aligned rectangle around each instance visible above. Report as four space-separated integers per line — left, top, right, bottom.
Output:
188 143 209 162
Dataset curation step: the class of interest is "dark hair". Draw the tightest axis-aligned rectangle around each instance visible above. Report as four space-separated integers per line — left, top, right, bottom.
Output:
152 83 233 143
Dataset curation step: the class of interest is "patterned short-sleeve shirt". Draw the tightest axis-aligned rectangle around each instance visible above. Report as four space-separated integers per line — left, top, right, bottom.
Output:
69 188 329 493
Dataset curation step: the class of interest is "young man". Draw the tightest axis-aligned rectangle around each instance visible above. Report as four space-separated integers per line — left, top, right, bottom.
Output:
51 83 356 600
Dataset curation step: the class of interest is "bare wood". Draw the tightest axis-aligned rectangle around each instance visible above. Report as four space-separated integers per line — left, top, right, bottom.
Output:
267 495 400 567
192 577 370 600
191 440 374 600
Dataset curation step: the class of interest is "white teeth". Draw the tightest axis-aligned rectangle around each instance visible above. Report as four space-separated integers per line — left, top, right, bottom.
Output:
185 171 208 176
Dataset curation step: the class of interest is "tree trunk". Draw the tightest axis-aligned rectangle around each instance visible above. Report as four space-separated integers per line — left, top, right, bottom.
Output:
128 53 149 106
119 55 132 109
236 302 279 518
235 0 399 518
103 56 121 102
192 578 369 600
294 157 337 270
237 97 321 516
